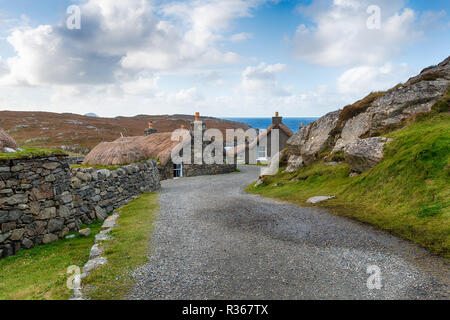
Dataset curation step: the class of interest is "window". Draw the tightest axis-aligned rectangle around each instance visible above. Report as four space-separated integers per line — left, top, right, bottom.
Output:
257 145 267 160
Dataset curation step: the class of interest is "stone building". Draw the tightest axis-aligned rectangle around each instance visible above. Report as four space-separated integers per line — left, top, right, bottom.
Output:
242 112 293 164
83 113 236 180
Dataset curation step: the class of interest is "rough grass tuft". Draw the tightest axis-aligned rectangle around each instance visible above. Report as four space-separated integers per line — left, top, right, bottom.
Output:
431 87 450 113
338 91 387 124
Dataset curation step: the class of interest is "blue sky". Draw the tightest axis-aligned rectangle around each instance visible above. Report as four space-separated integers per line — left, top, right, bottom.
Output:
0 0 449 117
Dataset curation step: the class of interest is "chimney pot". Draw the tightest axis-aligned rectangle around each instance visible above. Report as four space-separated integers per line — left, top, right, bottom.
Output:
148 121 153 129
275 112 279 117
195 112 200 122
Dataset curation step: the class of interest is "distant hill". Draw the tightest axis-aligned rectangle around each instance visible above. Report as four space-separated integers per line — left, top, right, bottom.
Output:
0 111 251 154
84 113 99 117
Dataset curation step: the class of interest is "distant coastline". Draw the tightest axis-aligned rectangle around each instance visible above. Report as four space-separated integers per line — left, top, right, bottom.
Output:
223 117 319 133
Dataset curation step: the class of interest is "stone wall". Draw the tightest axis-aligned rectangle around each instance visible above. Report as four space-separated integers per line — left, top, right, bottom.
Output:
157 162 236 180
70 161 160 225
0 156 160 258
183 163 236 177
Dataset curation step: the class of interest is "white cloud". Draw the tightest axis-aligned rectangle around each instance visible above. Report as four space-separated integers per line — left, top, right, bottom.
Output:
0 0 266 87
197 71 225 86
168 87 204 104
229 32 253 42
242 62 291 96
120 75 160 96
292 0 421 67
337 63 411 95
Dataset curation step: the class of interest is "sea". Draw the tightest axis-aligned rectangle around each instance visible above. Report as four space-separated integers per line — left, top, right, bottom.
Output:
223 117 319 133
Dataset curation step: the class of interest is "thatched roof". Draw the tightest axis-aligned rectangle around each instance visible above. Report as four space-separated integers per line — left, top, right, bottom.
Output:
83 132 190 166
0 128 18 151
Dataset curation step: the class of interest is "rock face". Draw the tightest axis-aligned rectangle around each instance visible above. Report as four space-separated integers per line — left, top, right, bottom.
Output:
286 110 341 171
0 156 161 258
285 56 450 173
344 137 387 173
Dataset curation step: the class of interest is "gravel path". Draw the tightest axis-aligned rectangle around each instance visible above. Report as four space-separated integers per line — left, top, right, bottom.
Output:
129 165 449 300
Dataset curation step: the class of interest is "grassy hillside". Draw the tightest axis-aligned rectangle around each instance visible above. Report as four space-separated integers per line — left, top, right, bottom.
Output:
247 113 450 258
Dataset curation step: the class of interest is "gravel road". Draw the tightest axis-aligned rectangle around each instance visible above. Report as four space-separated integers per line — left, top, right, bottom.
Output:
129 165 449 300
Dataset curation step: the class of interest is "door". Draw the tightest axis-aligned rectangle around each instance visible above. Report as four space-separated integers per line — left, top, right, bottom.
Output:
173 163 183 178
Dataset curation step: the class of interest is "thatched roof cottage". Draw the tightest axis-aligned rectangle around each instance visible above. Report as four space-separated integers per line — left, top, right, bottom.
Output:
83 114 236 179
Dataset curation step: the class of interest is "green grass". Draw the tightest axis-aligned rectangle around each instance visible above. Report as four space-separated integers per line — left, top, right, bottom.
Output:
0 221 102 300
247 113 450 258
70 163 123 171
82 193 159 299
0 147 66 160
72 158 159 170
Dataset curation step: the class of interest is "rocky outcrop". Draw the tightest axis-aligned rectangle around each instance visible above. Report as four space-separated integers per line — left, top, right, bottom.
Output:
286 110 341 171
344 137 388 173
285 56 450 173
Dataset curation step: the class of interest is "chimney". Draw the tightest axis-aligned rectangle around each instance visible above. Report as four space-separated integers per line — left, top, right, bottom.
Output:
191 111 206 133
272 111 282 126
144 121 157 135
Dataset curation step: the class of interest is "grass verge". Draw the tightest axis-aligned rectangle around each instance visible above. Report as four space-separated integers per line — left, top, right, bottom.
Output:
247 113 450 258
0 221 102 300
82 193 159 299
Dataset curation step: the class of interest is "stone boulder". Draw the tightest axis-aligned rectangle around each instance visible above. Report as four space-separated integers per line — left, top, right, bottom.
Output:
286 110 341 170
285 155 304 173
344 137 387 173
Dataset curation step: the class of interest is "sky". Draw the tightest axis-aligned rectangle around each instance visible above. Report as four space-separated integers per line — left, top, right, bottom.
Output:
0 0 448 118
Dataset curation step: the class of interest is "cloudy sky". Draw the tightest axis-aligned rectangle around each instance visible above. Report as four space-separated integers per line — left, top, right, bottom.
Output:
0 0 448 117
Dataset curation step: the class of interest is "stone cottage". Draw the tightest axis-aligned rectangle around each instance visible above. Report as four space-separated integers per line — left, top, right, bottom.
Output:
240 112 294 164
83 113 236 180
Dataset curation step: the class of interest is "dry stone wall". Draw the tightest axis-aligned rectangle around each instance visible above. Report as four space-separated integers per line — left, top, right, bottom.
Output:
0 156 160 258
